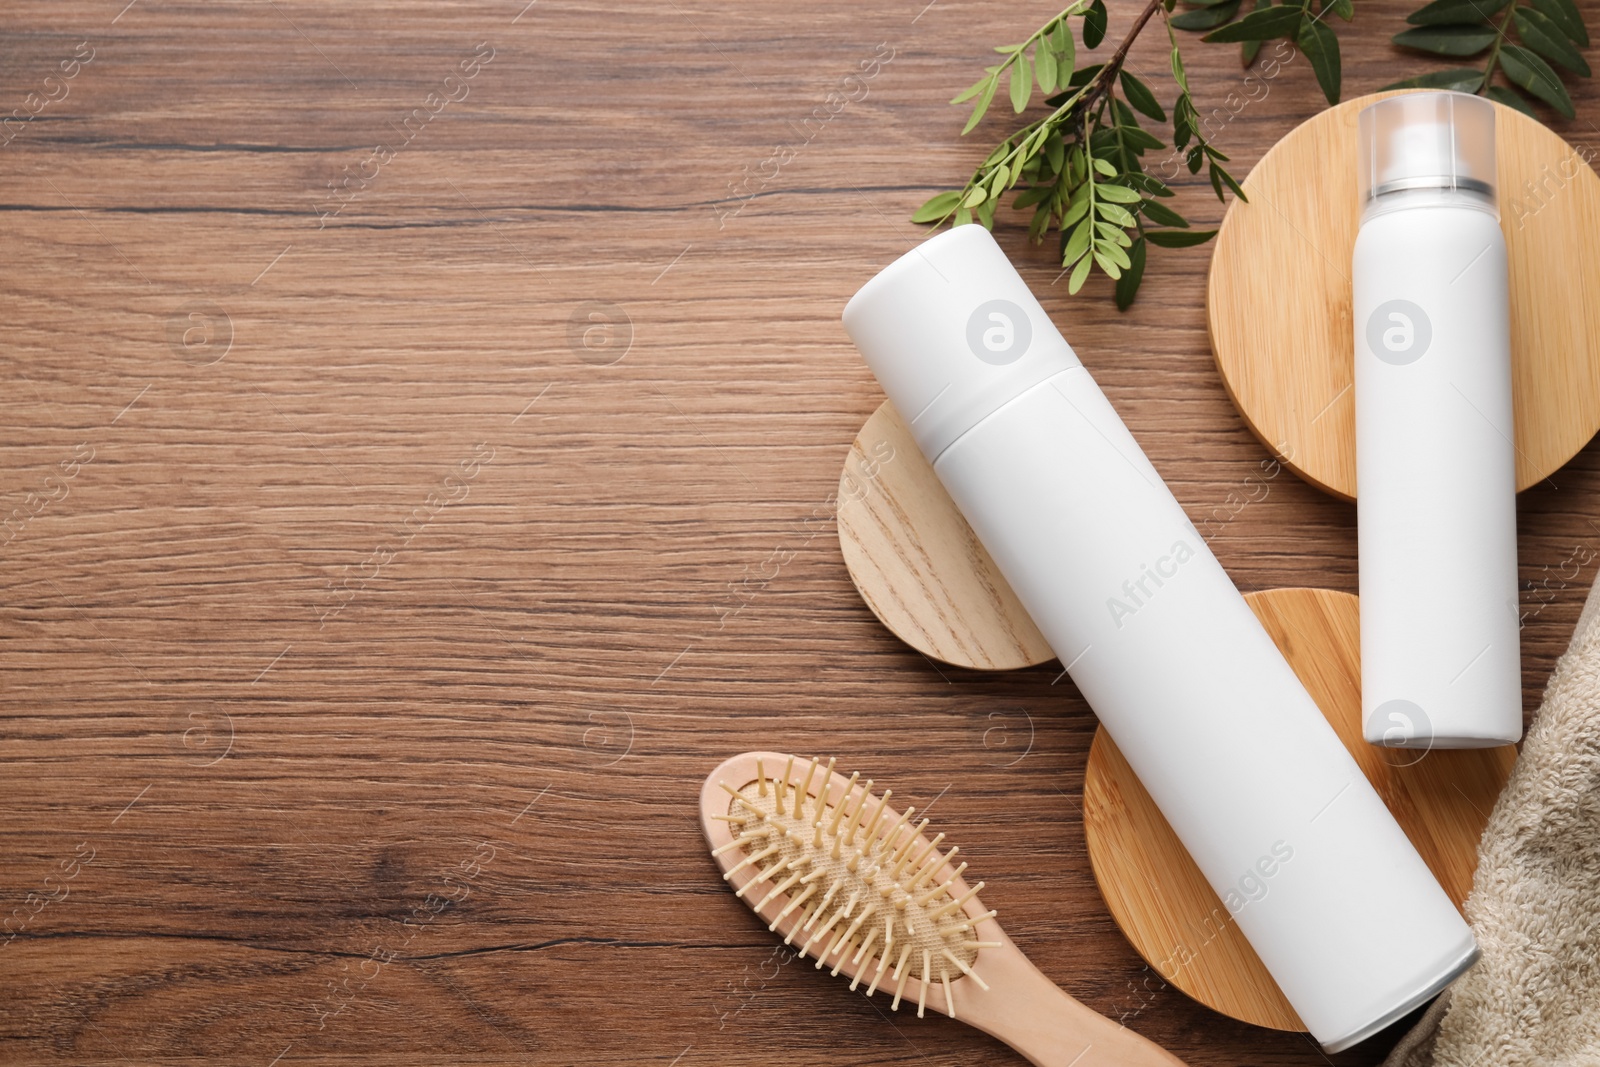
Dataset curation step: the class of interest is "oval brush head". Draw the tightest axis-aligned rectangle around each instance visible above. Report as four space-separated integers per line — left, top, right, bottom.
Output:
702 751 997 1019
699 751 1190 1067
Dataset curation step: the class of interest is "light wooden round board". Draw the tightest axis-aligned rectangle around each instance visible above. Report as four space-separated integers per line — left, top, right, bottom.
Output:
1208 91 1600 501
837 400 1516 1032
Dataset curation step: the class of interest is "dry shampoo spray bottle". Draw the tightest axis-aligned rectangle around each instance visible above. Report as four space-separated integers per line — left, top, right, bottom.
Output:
1354 91 1522 749
842 225 1476 1051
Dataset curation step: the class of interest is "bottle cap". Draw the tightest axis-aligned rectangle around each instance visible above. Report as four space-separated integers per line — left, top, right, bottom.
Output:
841 225 1081 462
1358 91 1496 203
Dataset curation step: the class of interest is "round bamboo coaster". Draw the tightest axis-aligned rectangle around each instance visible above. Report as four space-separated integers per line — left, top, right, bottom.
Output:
836 404 1515 1031
1208 91 1600 501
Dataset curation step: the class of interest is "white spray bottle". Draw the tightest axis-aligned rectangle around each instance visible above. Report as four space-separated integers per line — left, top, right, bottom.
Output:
842 225 1476 1051
1354 91 1522 750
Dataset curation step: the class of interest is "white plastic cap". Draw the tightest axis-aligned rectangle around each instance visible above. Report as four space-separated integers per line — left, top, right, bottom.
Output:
1358 91 1496 203
841 225 1081 461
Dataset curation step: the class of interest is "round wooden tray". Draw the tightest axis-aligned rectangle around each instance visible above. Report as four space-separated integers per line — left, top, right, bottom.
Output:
1208 91 1600 501
836 401 1515 1031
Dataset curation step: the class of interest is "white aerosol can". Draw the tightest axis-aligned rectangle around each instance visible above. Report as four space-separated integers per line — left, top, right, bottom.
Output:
1354 91 1522 749
842 225 1476 1051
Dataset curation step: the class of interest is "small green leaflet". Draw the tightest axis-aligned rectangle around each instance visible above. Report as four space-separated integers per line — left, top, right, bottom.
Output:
1119 70 1166 121
1201 5 1304 43
1514 7 1590 75
1405 0 1511 24
1501 43 1576 116
1391 24 1498 56
1145 229 1219 248
1380 66 1484 91
1297 17 1341 102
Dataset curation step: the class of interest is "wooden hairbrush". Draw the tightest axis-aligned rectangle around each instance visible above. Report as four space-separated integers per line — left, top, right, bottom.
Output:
700 751 1189 1067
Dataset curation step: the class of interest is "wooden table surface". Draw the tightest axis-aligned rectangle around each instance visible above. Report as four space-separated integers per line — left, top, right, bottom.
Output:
4 2 1599 1064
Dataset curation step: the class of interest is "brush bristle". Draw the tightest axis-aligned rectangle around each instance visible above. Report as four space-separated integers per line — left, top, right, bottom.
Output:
715 756 997 1019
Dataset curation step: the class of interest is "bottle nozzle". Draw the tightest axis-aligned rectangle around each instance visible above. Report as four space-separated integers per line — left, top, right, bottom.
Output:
1358 91 1496 204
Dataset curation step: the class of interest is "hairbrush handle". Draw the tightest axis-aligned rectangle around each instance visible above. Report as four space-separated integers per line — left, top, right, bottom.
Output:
962 931 1188 1067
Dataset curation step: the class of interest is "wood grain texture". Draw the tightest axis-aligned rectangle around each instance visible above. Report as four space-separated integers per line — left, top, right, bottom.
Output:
1208 92 1600 501
837 400 1052 671
1084 589 1515 1033
2 2 1600 1066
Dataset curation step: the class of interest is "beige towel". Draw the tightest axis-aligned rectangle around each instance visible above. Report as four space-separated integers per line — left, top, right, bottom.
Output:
1382 579 1600 1067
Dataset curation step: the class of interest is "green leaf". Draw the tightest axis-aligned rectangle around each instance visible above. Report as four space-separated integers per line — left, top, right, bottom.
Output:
962 77 998 134
1486 83 1538 116
1331 0 1354 20
1064 218 1093 263
1119 125 1166 151
1045 134 1066 176
1064 191 1092 227
961 184 990 208
976 195 997 229
1170 44 1190 92
1120 71 1167 121
1096 220 1134 244
1092 248 1123 279
1051 19 1076 63
1028 202 1052 241
1515 7 1591 74
1013 185 1053 209
1140 198 1190 226
1091 155 1118 176
1010 54 1032 112
1145 228 1218 247
1097 182 1142 202
1114 236 1147 310
911 189 962 223
1203 4 1303 42
1172 0 1242 30
951 74 993 105
1064 62 1103 92
1128 172 1175 197
1500 43 1576 117
1068 144 1087 183
989 161 1011 191
1035 41 1059 91
1405 0 1510 24
1532 0 1588 47
1099 239 1133 270
1085 0 1109 48
1380 66 1485 90
1210 160 1248 201
1067 252 1094 293
1097 201 1137 226
1298 17 1341 103
1392 24 1497 56
1172 98 1193 147
1241 0 1272 63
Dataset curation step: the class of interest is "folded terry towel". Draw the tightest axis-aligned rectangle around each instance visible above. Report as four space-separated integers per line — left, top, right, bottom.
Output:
1382 575 1600 1067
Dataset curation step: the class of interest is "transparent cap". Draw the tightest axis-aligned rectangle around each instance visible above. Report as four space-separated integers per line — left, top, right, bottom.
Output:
1357 91 1496 204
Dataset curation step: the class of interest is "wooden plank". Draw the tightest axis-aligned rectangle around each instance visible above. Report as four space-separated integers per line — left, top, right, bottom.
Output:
1 2 1597 1064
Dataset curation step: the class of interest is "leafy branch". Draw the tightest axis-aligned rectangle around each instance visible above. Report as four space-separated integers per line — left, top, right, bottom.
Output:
1384 0 1590 117
1171 0 1351 101
914 0 1242 309
916 0 1591 311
